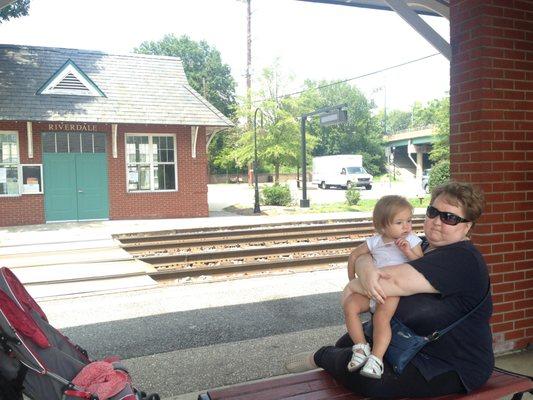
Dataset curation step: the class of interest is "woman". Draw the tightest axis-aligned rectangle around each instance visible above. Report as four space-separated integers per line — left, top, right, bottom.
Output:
285 182 494 398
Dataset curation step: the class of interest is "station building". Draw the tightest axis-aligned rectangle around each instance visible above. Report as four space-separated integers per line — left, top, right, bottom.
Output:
0 44 232 227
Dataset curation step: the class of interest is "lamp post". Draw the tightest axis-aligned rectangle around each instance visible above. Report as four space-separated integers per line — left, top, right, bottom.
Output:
299 104 348 208
253 108 264 214
300 115 309 207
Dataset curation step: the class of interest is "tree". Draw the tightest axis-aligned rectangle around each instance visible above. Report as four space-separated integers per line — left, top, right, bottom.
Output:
410 98 446 129
299 80 386 176
380 109 411 134
428 97 450 164
0 0 30 23
232 64 306 183
135 34 237 118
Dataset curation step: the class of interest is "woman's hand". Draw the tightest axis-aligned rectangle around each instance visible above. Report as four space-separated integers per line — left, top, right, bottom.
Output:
354 254 390 304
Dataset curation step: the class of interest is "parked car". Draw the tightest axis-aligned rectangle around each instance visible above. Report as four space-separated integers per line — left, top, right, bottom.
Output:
422 169 431 193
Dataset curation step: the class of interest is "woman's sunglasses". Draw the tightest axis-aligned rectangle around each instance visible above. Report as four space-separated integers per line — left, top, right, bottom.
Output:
426 205 470 226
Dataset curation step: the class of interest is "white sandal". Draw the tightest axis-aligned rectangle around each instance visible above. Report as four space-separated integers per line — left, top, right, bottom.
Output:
360 354 384 379
347 343 370 372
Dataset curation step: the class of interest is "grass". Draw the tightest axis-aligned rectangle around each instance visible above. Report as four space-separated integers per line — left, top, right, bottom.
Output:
309 196 430 214
225 195 431 216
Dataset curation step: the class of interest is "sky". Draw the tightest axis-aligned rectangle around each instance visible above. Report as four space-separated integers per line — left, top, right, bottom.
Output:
0 0 451 111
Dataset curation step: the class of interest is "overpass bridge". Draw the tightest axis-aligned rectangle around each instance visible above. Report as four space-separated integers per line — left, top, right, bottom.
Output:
383 125 436 179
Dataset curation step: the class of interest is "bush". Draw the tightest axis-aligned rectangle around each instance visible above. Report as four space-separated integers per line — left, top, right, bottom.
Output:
261 184 292 206
345 187 361 206
429 161 450 192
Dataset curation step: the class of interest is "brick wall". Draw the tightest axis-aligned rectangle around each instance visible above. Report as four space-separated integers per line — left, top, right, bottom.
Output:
450 0 532 353
0 121 45 226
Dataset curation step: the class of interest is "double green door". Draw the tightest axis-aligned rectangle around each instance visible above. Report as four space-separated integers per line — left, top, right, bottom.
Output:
43 153 109 222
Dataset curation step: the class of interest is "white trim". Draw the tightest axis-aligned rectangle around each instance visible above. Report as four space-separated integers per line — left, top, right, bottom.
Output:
191 126 199 158
0 130 21 197
26 122 33 158
385 0 451 60
112 124 118 158
40 64 102 97
406 0 449 19
206 127 229 152
20 164 43 195
124 132 178 192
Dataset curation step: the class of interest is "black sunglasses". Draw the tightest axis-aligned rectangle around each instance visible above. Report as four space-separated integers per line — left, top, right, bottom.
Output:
426 205 470 226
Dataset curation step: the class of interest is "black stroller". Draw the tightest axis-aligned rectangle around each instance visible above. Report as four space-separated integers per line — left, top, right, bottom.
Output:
0 266 159 400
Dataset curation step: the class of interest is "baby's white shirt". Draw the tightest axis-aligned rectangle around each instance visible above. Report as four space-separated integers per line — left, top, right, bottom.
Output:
365 233 422 268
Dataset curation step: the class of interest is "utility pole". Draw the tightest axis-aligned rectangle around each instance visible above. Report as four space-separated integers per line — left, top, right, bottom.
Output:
246 0 252 107
246 0 253 185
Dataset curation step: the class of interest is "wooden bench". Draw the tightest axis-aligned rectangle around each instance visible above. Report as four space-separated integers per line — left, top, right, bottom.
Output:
198 368 533 400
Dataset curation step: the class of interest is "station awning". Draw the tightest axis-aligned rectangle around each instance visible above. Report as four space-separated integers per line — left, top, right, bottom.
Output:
297 0 451 60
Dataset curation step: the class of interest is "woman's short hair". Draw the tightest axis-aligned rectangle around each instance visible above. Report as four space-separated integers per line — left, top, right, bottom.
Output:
431 181 485 224
373 195 413 234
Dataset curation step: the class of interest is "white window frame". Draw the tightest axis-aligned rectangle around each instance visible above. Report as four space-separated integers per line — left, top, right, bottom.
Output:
0 131 21 197
21 164 44 195
125 133 178 193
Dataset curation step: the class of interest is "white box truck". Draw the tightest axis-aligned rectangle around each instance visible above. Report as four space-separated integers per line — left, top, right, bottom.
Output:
311 154 373 190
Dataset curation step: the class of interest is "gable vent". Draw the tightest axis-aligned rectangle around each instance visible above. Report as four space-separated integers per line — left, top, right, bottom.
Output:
55 73 91 92
37 59 105 97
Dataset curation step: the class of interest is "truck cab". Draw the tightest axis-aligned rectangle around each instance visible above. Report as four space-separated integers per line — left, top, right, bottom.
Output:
339 166 373 190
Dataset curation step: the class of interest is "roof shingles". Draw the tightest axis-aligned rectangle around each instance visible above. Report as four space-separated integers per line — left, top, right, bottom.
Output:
0 44 233 127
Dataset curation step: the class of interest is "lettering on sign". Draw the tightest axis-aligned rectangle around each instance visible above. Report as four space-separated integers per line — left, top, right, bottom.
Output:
47 123 97 132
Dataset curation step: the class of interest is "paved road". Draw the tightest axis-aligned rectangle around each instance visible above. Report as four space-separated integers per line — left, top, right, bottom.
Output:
40 268 355 399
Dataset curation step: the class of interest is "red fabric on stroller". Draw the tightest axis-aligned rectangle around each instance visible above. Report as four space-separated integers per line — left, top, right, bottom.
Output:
0 290 50 348
2 267 48 321
72 361 130 400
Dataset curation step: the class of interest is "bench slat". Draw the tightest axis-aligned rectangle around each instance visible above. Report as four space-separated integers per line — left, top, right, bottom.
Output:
203 369 533 400
284 387 366 400
206 370 340 399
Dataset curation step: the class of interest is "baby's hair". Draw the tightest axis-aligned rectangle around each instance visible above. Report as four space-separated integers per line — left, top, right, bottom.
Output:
372 195 413 234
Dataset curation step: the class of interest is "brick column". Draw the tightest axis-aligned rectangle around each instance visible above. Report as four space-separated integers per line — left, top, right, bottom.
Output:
450 0 532 353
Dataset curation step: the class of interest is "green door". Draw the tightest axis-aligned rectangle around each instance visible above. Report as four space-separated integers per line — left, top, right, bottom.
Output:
42 131 109 222
76 153 109 220
43 153 78 221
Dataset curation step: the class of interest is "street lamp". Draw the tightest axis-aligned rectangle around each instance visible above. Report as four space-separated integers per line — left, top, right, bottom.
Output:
300 104 348 208
253 108 264 214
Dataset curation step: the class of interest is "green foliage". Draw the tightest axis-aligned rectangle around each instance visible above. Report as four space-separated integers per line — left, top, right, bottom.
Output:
261 184 292 206
411 99 442 128
299 80 386 176
135 34 237 118
380 109 411 133
208 130 246 175
429 161 450 192
0 0 30 22
233 62 309 183
429 97 450 164
345 187 361 206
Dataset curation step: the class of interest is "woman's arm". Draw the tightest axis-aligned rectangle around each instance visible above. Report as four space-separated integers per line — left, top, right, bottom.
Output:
354 254 438 303
353 254 388 302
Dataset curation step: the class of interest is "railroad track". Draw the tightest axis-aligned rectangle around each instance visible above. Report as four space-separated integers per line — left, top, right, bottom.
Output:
115 217 425 281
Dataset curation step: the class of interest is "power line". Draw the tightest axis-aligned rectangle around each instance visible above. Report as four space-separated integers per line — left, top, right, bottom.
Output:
254 52 441 103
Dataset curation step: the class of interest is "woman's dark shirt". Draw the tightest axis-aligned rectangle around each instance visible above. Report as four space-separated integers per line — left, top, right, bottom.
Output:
397 240 494 392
